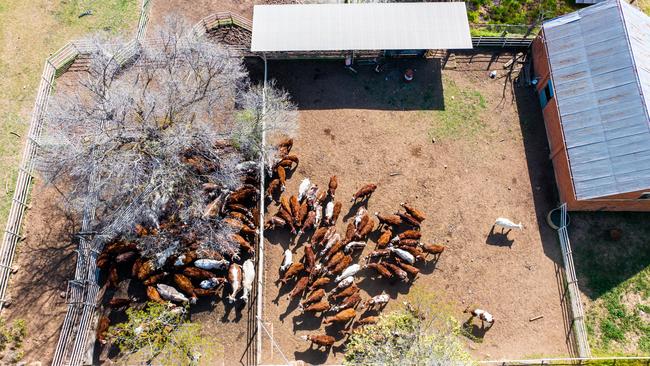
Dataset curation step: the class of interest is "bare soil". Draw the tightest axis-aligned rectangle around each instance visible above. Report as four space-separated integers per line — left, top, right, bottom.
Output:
257 57 572 364
2 182 78 364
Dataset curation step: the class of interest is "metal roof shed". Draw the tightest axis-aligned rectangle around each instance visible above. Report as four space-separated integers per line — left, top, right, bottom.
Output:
250 3 472 52
532 0 650 211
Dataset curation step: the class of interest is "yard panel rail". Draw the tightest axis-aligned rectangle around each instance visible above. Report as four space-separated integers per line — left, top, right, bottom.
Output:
44 1 152 365
556 203 591 358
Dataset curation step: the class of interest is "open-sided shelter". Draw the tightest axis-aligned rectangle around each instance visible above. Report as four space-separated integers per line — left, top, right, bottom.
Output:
251 2 472 58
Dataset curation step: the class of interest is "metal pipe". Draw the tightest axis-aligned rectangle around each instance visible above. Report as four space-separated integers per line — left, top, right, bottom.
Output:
256 51 268 365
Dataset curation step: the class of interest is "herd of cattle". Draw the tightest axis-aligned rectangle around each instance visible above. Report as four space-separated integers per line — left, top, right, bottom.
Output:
93 137 478 353
94 149 263 343
264 138 446 349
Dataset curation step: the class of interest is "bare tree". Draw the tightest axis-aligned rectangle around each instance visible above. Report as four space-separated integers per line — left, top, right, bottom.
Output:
235 80 298 170
36 17 297 260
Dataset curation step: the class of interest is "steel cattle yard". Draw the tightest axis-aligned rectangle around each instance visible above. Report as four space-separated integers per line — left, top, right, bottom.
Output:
1 0 649 365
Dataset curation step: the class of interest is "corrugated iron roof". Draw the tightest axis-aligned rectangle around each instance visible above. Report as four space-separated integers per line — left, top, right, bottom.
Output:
250 3 472 52
543 0 650 200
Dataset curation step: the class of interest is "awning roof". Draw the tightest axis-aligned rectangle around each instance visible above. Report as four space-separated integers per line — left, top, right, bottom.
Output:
250 3 472 52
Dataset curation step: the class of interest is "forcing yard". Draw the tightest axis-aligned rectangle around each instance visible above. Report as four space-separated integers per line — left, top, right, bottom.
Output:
258 56 570 364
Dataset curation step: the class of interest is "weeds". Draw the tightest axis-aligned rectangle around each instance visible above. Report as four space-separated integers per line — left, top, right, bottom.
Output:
467 0 579 24
0 318 27 364
428 78 486 140
571 212 650 355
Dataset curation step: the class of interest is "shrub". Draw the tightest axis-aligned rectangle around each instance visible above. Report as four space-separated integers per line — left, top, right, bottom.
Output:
108 302 218 365
344 288 474 365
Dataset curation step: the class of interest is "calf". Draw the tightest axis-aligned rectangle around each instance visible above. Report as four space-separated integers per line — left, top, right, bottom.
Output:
365 262 392 279
464 307 495 328
157 284 190 304
330 284 359 301
280 249 293 272
328 175 338 197
298 178 311 202
279 262 305 284
375 212 403 227
390 230 421 243
240 259 255 304
226 263 243 304
363 292 390 310
323 308 356 325
96 316 110 344
351 183 377 202
301 334 335 349
146 286 165 304
330 201 342 225
329 255 353 276
309 276 331 291
383 262 408 282
300 288 326 307
173 274 197 304
420 243 445 259
400 202 426 222
287 276 310 300
377 229 393 249
303 244 316 273
300 300 331 314
331 293 362 312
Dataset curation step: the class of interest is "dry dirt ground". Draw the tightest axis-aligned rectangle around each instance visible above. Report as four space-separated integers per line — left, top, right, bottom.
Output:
5 1 573 363
2 183 77 364
255 56 571 364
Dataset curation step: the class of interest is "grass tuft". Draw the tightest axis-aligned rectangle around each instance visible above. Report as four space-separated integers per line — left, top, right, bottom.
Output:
571 212 650 355
428 78 486 140
0 0 139 235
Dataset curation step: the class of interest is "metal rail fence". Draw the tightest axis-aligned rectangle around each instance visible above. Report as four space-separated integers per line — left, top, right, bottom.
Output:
479 356 650 365
556 203 591 358
32 1 152 365
0 7 138 315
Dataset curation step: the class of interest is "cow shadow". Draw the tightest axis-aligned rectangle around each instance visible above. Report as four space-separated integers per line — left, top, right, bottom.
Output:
279 295 301 321
461 317 493 343
294 347 331 365
292 312 324 331
485 225 515 247
342 199 369 222
221 296 243 323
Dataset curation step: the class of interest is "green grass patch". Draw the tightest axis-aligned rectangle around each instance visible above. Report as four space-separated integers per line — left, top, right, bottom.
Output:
639 0 650 15
0 0 140 235
427 78 486 140
55 0 139 34
0 318 27 363
571 212 650 355
467 0 579 25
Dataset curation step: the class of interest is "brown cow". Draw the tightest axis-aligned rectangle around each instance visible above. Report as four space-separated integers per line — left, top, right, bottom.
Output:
351 183 377 202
